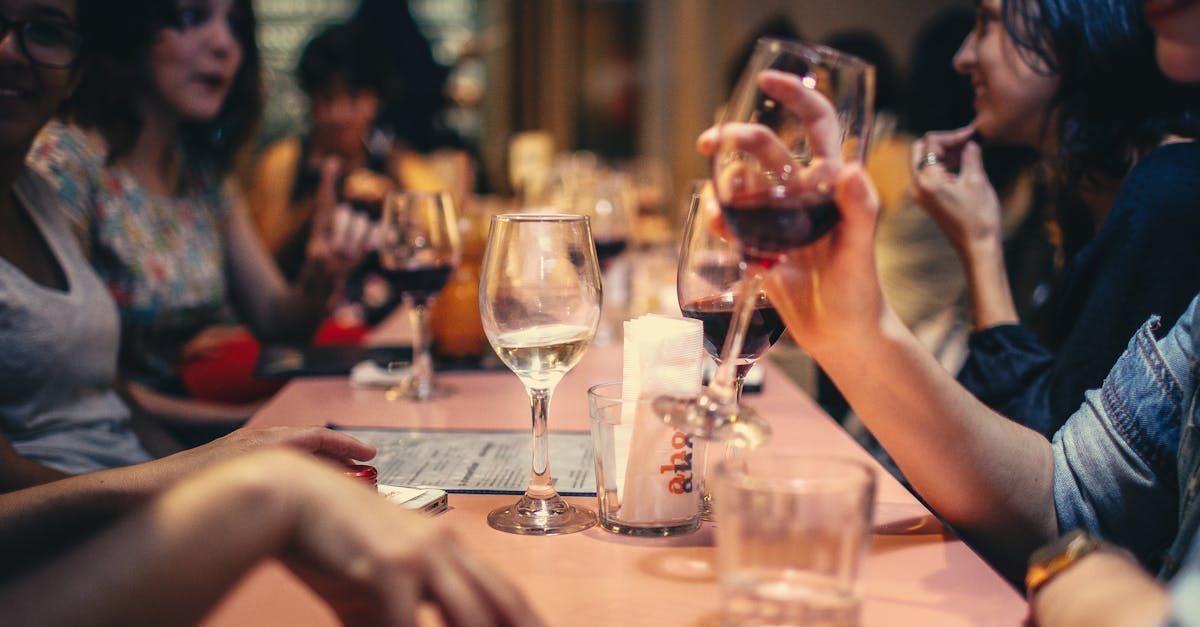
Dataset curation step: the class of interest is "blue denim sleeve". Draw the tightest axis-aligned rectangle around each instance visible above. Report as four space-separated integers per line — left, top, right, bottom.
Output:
1052 297 1196 568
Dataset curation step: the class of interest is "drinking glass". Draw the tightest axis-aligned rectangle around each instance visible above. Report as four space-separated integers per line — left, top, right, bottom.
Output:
677 182 787 515
657 38 874 446
377 191 461 400
479 213 601 534
713 453 876 626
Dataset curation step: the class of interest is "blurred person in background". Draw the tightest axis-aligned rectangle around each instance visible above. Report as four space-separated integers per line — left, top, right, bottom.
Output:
248 21 442 329
911 0 1200 438
28 0 373 448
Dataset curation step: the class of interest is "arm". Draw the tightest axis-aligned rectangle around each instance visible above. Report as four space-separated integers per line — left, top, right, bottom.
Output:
123 379 260 427
0 450 539 627
224 163 373 343
910 127 1018 329
1031 550 1168 627
0 427 374 580
0 436 68 492
245 138 304 255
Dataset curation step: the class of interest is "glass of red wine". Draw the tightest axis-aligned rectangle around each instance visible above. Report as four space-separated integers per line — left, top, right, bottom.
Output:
378 191 461 400
656 38 874 447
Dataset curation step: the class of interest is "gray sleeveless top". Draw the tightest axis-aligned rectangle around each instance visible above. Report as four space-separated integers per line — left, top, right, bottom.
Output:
0 167 151 473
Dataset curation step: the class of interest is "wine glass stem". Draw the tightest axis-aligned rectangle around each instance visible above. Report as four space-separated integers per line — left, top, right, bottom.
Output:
526 387 557 500
708 269 765 404
406 296 434 395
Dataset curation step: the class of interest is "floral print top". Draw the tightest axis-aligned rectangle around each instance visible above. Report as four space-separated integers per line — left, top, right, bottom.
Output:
29 120 234 394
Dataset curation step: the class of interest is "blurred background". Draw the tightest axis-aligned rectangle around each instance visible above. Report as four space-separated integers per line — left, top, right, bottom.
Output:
256 0 969 204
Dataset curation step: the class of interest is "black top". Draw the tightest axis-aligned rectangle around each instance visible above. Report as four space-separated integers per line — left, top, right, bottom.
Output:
958 141 1200 437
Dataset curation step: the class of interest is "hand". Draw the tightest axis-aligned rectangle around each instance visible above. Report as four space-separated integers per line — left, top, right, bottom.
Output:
140 426 376 491
258 452 541 627
910 126 1003 255
761 165 886 356
307 158 375 280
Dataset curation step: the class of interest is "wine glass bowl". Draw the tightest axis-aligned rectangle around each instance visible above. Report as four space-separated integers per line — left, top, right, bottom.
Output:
377 191 461 401
479 213 601 535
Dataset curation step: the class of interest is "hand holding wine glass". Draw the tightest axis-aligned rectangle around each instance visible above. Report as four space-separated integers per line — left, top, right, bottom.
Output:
479 214 601 535
378 192 461 401
659 39 875 446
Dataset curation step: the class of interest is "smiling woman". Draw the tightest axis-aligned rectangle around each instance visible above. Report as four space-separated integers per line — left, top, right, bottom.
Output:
25 0 375 448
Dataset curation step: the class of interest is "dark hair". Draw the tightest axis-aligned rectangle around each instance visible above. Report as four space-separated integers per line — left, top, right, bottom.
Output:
823 30 901 114
999 0 1200 189
296 23 389 97
63 0 263 174
727 15 803 94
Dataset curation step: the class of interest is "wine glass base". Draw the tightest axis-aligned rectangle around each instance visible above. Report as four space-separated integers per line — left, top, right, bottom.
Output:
385 380 456 402
653 394 772 448
487 494 598 535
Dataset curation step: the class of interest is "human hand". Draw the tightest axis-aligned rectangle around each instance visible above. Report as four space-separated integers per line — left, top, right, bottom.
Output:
910 126 1003 255
307 157 375 280
264 452 542 627
143 426 376 491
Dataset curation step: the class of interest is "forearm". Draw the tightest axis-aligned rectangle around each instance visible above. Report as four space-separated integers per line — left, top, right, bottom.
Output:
0 457 298 627
127 382 259 426
810 308 1056 576
960 238 1019 329
0 439 69 492
1032 551 1168 627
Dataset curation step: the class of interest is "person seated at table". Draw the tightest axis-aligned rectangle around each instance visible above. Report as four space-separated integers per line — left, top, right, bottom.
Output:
248 21 442 282
907 0 1200 440
0 447 541 627
28 0 374 446
698 0 1200 622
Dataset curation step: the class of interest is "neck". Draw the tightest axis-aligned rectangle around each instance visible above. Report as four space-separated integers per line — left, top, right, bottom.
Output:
124 99 182 195
0 145 28 195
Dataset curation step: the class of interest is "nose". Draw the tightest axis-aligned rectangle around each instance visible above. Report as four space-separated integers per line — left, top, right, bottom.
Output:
952 31 977 75
204 15 240 60
0 26 26 64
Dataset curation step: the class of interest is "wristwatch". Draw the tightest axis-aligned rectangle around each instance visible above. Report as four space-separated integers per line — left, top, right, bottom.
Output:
1025 530 1112 597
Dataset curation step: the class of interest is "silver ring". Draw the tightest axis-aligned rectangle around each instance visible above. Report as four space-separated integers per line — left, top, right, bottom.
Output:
918 151 942 170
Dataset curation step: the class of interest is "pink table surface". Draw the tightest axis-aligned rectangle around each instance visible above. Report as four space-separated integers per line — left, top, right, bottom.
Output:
202 344 1026 626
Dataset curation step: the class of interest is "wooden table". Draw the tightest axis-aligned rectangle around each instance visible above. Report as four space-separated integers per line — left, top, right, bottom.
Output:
202 344 1026 626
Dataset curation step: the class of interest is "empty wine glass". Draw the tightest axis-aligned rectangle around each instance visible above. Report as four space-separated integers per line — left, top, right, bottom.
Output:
377 191 461 400
657 38 874 447
479 213 601 535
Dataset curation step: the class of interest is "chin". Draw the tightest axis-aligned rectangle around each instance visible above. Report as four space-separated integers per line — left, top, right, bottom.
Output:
1156 40 1200 83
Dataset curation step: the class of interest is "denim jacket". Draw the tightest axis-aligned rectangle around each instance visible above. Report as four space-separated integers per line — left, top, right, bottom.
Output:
1052 293 1200 580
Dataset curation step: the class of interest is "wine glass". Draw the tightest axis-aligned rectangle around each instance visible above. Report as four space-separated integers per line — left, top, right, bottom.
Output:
377 191 461 401
678 181 787 517
479 213 601 535
656 38 874 446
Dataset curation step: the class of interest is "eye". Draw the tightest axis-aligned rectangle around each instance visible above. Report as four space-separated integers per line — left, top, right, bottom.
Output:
23 20 77 47
177 6 211 30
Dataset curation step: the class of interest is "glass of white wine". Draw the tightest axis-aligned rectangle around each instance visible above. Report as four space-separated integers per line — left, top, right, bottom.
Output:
479 213 601 535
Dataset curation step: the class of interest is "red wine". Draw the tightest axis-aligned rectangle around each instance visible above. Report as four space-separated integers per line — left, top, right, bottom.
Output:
681 294 786 362
387 264 454 304
721 198 839 258
594 238 628 266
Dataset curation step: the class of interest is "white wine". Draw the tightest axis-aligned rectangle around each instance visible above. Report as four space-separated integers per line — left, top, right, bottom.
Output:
494 324 594 388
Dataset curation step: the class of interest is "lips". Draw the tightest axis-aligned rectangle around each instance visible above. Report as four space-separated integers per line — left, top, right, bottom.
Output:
1143 0 1200 20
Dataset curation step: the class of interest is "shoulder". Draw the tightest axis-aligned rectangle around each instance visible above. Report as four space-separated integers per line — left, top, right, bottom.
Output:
28 119 110 172
1114 141 1200 225
255 137 302 176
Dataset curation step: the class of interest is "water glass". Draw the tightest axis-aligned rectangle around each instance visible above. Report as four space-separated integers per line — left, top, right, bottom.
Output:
712 453 875 626
587 382 702 536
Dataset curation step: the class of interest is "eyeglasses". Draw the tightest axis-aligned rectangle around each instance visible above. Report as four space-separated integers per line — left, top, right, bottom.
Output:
0 15 82 69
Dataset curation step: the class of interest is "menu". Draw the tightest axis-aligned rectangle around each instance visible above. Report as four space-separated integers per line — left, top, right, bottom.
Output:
332 427 597 496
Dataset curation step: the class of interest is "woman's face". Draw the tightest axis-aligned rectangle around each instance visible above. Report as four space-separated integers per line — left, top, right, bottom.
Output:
1143 0 1200 82
309 80 379 158
953 0 1059 148
147 0 243 122
0 0 79 151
